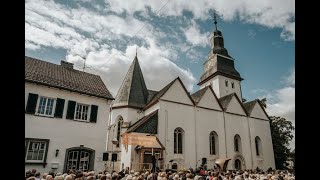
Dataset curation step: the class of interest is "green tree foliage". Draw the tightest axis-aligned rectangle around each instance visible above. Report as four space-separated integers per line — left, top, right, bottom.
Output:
269 116 294 170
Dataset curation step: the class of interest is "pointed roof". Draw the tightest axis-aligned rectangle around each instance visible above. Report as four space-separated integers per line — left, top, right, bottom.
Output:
143 77 195 110
243 100 258 115
113 56 149 108
219 93 248 115
219 93 235 109
243 99 270 119
126 110 158 134
191 86 209 104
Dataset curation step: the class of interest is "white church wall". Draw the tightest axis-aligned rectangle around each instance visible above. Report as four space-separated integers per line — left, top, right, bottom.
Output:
249 103 269 120
161 79 193 105
158 100 196 170
217 75 242 100
25 83 111 173
200 76 220 97
225 96 246 116
195 107 225 169
224 113 252 170
197 89 222 111
144 103 160 116
249 118 275 170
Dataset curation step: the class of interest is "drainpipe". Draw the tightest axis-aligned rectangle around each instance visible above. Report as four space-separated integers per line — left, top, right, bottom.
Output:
222 110 227 159
194 106 198 169
247 116 254 169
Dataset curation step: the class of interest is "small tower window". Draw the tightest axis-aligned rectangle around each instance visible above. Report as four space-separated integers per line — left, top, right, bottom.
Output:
231 82 234 88
225 80 228 87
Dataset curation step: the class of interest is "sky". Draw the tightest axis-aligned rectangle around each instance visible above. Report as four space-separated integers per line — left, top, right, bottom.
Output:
25 0 295 150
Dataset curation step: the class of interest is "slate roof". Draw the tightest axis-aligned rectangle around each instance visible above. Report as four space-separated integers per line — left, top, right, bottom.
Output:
199 55 242 85
25 56 114 100
113 56 149 108
126 110 158 134
147 90 158 103
243 100 258 115
190 86 209 104
219 93 235 109
143 78 177 109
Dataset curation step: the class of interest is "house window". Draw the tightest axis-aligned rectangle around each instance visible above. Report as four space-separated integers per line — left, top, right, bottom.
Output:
231 82 235 88
75 103 90 121
234 134 241 152
225 80 228 87
65 147 94 172
255 136 262 156
174 128 184 154
36 96 55 116
210 131 218 155
116 117 123 147
25 138 49 163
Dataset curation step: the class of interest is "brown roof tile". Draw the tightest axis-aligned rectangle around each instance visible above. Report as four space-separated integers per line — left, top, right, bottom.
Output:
25 56 114 100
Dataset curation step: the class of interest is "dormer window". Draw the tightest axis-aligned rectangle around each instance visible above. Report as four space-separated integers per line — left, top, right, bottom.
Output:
231 82 234 88
225 80 228 87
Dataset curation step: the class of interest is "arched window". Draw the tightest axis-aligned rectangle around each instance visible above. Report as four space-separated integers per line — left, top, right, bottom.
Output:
172 163 178 170
235 159 241 170
231 82 234 88
225 80 228 87
234 134 241 152
174 128 184 154
209 131 218 155
116 117 123 147
255 136 262 156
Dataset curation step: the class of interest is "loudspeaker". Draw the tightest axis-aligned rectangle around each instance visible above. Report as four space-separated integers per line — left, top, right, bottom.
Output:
202 158 207 165
111 153 117 161
103 153 109 161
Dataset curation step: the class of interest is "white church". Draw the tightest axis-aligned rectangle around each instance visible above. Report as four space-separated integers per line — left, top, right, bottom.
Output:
105 22 276 172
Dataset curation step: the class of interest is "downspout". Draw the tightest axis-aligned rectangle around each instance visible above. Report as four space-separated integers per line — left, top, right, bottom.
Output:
222 110 227 159
194 106 198 169
247 116 254 169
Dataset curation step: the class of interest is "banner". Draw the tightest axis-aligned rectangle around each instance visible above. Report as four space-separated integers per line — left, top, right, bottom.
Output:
121 133 159 150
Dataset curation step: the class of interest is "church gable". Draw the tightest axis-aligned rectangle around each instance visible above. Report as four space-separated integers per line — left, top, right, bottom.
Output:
160 78 194 105
249 101 269 120
126 110 158 134
223 94 247 116
197 87 222 111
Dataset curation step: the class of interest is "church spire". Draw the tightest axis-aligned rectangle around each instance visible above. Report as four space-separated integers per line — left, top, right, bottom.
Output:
213 11 218 31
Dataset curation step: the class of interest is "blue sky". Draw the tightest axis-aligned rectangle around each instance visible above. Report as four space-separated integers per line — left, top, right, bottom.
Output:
25 0 295 149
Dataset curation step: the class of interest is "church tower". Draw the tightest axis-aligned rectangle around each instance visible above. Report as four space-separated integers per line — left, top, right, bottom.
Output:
198 13 243 100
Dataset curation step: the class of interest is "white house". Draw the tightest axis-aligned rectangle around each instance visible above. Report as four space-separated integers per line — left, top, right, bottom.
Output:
25 57 114 173
106 22 275 172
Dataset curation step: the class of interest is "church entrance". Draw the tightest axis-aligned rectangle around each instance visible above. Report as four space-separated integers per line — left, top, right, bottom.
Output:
235 159 241 170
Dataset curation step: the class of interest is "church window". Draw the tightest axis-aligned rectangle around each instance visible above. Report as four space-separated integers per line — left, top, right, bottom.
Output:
174 128 184 154
231 82 234 88
116 117 123 147
234 134 241 152
209 131 218 155
225 80 228 87
255 136 262 156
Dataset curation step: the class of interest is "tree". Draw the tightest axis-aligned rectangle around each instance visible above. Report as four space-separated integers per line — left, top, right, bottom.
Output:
269 116 295 170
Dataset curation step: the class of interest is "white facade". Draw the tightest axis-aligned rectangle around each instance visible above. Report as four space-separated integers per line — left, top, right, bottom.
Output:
108 78 275 171
25 82 112 173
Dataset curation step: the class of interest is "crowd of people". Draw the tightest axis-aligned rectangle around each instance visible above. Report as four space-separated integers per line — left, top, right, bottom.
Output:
25 167 295 180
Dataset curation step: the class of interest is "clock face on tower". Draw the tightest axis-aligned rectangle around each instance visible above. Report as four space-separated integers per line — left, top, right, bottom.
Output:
205 59 213 71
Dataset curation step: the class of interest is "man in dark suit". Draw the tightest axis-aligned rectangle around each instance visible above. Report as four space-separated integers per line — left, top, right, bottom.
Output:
151 155 156 173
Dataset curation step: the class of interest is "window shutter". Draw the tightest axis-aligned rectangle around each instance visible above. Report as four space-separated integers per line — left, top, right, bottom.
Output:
66 101 76 120
54 98 65 118
89 105 98 123
25 93 38 114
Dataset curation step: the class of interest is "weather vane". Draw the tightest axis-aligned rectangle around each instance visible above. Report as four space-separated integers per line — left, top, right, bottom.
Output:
213 11 218 31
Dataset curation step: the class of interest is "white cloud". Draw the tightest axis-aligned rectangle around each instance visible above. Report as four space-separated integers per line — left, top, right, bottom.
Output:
183 20 209 47
265 69 295 149
106 0 294 41
66 38 197 96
